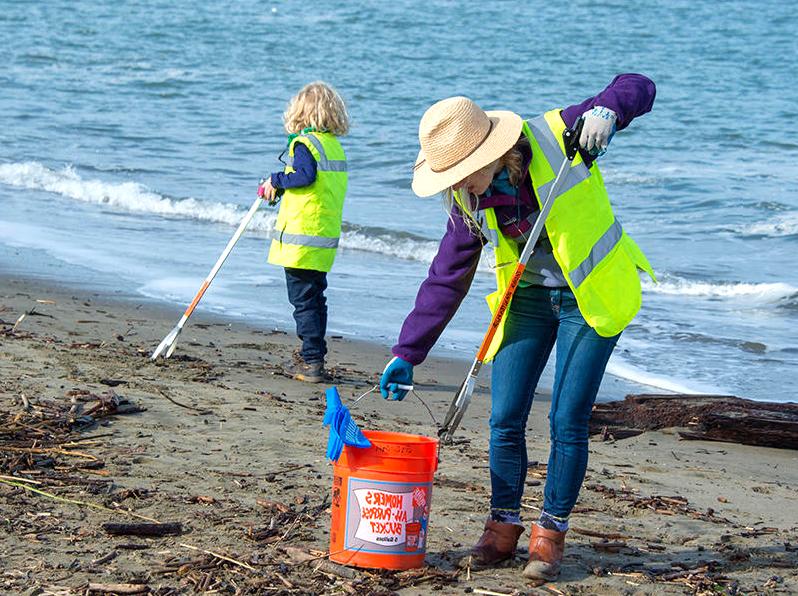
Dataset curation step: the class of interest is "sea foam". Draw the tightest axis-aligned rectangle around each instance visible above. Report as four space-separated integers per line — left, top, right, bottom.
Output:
0 161 443 264
643 276 797 306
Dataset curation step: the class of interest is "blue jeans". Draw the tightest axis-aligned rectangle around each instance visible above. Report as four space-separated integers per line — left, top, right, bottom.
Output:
284 267 328 363
489 285 619 519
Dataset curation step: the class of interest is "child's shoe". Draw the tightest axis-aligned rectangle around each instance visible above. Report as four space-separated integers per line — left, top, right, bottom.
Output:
285 354 326 383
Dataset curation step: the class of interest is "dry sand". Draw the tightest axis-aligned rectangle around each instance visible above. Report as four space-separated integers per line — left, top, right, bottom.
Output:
1 275 796 595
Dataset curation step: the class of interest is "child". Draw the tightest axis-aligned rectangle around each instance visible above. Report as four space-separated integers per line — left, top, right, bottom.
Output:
258 82 349 383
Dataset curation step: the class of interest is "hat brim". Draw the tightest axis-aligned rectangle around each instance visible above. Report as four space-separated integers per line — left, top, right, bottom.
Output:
411 110 524 198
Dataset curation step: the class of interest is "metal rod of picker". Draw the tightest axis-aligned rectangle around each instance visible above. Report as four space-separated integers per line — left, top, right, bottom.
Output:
151 196 265 360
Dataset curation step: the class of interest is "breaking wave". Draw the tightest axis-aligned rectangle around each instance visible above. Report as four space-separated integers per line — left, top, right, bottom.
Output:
738 213 798 238
643 275 798 306
0 161 442 264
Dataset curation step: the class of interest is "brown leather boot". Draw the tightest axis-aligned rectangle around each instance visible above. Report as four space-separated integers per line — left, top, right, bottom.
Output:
463 519 524 568
522 523 566 581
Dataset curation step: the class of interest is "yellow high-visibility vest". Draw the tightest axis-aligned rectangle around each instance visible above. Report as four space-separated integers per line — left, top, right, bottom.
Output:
268 131 347 272
455 109 655 361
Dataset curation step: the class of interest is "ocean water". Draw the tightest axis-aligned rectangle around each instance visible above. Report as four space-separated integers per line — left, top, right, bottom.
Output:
1 1 796 402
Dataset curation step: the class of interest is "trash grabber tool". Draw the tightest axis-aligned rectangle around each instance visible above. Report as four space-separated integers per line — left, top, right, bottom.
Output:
151 195 265 359
438 118 585 444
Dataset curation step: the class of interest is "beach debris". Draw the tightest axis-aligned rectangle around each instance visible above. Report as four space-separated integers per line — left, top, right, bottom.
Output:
589 393 798 449
0 387 156 526
90 551 118 566
102 522 182 537
585 483 734 524
3 298 795 594
154 387 213 415
86 583 150 594
571 527 629 540
11 311 27 331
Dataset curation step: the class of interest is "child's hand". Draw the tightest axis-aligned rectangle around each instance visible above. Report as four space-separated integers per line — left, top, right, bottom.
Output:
258 178 278 204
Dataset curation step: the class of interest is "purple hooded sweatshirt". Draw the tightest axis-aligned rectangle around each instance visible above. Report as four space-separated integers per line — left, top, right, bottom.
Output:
392 74 657 366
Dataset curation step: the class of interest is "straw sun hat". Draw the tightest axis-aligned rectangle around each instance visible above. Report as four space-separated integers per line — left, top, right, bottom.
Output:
412 96 523 197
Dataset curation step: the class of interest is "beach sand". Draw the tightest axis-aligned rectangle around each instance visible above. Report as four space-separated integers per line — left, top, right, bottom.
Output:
1 274 796 595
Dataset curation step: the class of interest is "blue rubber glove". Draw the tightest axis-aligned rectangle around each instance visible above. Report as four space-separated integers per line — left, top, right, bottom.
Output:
380 356 414 401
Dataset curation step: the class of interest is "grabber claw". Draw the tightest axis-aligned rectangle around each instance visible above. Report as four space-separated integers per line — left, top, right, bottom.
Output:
150 195 264 360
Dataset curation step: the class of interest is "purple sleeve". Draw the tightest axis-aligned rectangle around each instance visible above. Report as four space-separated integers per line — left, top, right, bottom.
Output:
270 143 318 189
392 207 483 365
560 73 656 131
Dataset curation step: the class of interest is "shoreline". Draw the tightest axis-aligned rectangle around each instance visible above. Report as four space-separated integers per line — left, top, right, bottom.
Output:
0 264 657 403
1 274 797 594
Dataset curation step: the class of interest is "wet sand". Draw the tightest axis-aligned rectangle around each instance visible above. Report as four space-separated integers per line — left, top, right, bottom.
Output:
1 274 796 595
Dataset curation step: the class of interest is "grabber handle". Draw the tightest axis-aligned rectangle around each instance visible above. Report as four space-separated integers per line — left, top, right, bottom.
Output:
563 116 585 160
259 177 284 207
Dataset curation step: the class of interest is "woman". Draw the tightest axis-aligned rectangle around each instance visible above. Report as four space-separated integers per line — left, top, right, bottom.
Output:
380 74 656 581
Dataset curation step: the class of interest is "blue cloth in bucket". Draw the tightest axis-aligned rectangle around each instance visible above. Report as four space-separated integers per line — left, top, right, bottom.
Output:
322 386 371 462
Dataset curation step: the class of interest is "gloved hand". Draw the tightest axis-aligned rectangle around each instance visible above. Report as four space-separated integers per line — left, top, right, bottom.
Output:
380 356 414 401
579 106 617 157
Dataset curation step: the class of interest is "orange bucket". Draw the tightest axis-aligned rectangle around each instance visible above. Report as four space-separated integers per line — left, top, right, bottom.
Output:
329 430 439 570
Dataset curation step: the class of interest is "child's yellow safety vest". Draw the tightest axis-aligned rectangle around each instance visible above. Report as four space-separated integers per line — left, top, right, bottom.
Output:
268 131 348 272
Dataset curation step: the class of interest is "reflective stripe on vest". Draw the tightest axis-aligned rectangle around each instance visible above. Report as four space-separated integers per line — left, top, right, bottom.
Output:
267 131 347 272
476 211 500 247
300 133 348 172
279 232 340 249
526 116 591 198
568 218 623 288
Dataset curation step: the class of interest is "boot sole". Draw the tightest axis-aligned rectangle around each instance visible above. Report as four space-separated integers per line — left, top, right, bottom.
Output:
521 559 560 581
293 372 324 383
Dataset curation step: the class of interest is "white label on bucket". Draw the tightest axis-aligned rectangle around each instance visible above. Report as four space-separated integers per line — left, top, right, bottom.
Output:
353 488 413 545
344 477 433 555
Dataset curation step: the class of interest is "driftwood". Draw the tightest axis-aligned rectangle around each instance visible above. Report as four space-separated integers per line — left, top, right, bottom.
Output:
102 522 182 537
590 394 798 449
87 583 149 594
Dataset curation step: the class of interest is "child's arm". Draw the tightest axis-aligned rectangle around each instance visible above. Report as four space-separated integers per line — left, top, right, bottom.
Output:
270 144 318 190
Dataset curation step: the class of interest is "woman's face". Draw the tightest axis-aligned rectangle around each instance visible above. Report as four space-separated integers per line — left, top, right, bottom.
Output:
453 160 500 196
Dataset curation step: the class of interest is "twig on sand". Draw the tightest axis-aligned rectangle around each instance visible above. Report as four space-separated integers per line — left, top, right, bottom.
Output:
282 546 358 580
0 474 42 485
90 551 118 566
87 583 149 594
0 445 99 460
274 571 294 588
10 307 54 332
179 542 256 571
155 387 213 415
571 527 629 540
0 478 160 522
11 311 27 331
102 522 183 537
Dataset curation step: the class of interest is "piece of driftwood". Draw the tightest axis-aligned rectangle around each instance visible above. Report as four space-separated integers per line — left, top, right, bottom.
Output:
590 394 798 449
102 522 182 536
87 583 149 594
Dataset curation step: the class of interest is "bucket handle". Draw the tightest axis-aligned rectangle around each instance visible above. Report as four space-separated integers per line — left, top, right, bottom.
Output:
351 384 440 430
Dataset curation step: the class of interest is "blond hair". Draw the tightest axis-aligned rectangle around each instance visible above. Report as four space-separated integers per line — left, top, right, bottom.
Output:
283 81 350 136
443 135 528 236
